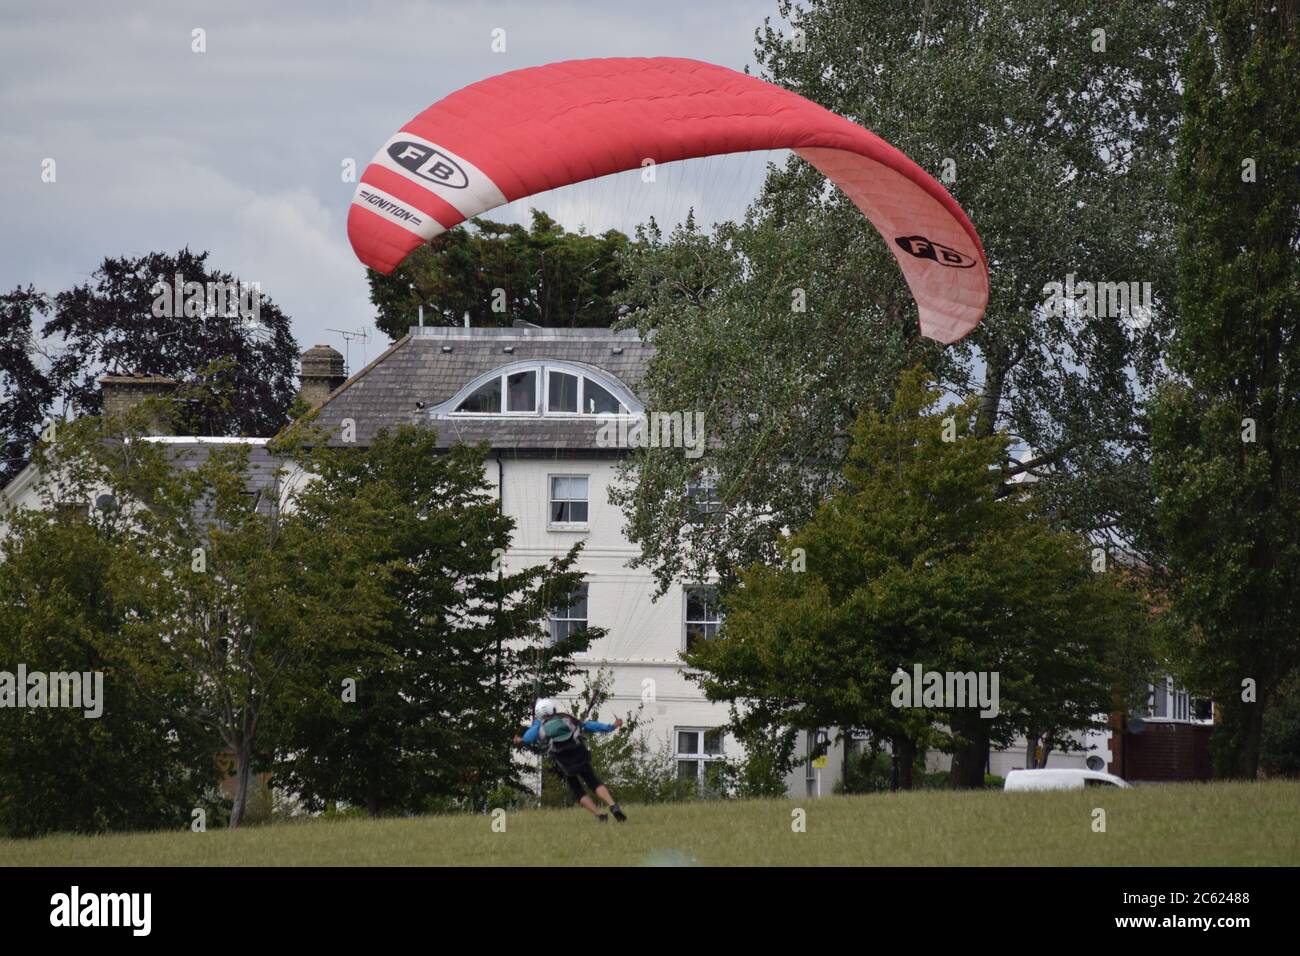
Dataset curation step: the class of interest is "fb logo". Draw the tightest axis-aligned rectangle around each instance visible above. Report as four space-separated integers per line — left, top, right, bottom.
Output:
387 141 469 188
894 235 977 269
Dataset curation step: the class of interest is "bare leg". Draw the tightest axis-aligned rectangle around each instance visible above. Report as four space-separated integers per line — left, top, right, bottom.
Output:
594 785 617 808
578 794 604 817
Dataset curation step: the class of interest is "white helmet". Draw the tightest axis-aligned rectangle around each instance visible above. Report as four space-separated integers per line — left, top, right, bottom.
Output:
534 698 557 720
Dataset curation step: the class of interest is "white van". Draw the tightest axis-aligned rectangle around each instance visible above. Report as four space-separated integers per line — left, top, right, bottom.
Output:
1003 769 1132 791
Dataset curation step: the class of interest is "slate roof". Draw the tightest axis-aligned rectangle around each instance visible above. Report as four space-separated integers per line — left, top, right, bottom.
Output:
146 438 287 519
309 325 656 454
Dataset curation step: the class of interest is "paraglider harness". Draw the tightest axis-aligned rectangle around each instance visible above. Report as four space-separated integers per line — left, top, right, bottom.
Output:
536 712 591 775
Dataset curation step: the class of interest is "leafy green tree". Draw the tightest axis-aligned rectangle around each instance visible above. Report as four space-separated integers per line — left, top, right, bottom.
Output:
0 286 56 485
0 430 220 838
613 0 1192 596
44 248 300 438
272 425 596 815
721 718 800 798
689 371 1152 788
368 211 630 340
1150 0 1300 779
1261 677 1300 779
45 404 390 828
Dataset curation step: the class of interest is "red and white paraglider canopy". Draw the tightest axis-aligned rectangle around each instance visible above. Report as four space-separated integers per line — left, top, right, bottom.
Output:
347 57 988 344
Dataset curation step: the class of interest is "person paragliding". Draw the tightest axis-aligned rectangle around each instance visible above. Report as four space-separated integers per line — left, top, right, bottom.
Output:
514 698 627 823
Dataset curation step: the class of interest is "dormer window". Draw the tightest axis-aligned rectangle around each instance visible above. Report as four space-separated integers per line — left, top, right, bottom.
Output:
457 377 501 413
506 370 536 412
445 361 640 418
548 371 578 412
583 379 621 415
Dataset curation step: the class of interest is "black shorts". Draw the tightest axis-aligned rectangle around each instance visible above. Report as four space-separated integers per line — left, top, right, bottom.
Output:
562 763 602 801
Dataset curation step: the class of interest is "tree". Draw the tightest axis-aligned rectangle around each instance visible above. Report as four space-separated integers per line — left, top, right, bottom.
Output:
613 0 1192 596
0 286 56 485
687 371 1153 788
43 248 299 438
367 211 630 339
1150 0 1300 779
271 425 597 815
48 402 390 828
0 431 220 838
1261 677 1300 779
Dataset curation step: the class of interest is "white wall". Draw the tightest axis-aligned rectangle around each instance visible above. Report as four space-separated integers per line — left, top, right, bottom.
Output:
491 456 734 775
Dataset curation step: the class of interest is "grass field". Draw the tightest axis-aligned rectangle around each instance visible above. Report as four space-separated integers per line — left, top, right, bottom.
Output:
2 780 1297 866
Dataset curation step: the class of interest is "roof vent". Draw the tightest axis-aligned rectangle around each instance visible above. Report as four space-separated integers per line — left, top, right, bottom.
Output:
441 345 453 353
611 347 624 355
503 345 515 354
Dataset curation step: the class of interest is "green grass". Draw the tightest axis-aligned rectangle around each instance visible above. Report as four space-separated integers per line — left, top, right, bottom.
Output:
3 780 1297 866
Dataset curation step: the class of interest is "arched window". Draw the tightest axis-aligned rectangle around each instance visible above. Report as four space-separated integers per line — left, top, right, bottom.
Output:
438 361 641 417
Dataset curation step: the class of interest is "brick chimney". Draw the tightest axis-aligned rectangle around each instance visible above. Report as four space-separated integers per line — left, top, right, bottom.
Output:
299 345 347 410
99 374 177 435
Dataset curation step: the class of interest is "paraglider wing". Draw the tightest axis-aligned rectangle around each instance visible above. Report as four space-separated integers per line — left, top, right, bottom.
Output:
347 57 988 343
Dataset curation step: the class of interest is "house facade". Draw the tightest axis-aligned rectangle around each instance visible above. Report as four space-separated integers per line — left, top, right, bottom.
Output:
303 322 735 792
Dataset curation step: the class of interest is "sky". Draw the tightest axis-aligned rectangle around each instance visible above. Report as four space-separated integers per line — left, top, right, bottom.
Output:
0 0 787 371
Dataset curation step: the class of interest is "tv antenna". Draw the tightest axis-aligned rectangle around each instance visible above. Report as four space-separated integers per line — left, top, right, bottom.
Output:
326 327 371 374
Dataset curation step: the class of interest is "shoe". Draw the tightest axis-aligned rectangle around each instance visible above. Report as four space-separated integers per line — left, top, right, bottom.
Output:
597 814 609 823
611 805 627 822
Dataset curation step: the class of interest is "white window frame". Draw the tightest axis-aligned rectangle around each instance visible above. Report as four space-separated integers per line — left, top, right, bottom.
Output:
674 726 726 789
686 478 722 524
545 368 581 414
548 473 590 529
683 585 721 652
1145 676 1213 725
547 581 589 647
440 360 641 419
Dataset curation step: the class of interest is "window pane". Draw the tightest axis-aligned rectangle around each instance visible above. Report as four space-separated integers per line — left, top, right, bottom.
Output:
691 478 722 522
678 731 699 755
506 370 536 411
686 586 718 622
1150 683 1168 717
704 729 724 755
676 760 699 782
456 377 501 413
568 501 588 523
548 371 578 412
567 584 588 619
551 476 588 500
686 624 718 652
548 584 588 645
583 378 621 414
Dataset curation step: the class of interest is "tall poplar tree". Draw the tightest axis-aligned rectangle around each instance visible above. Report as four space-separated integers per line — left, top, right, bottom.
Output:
1151 0 1300 778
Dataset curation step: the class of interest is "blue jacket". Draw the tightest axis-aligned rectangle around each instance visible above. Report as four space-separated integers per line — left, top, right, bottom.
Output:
521 716 615 745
